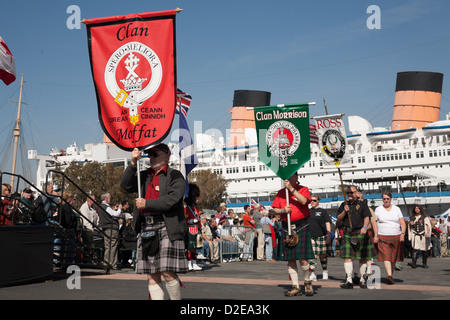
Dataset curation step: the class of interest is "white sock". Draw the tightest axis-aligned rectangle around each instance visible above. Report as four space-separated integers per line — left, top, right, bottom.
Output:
366 260 372 275
165 279 181 300
288 267 299 287
148 283 165 300
301 264 310 281
359 262 368 279
344 262 353 283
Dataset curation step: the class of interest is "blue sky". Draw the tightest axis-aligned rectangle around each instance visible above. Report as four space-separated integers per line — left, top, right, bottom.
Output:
1 0 450 179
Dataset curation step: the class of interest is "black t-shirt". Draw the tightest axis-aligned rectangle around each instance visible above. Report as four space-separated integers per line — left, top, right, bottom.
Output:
337 200 371 229
308 208 331 237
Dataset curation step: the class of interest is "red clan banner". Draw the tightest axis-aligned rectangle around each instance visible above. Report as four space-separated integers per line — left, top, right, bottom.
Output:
85 10 177 151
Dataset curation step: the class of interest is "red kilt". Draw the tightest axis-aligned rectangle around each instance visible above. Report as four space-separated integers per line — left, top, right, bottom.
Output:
376 234 404 263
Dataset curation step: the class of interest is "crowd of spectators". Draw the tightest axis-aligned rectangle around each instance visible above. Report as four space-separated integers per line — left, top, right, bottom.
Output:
2 181 450 273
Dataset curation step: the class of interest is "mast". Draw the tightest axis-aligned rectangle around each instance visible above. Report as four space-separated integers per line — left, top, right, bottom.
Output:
10 74 24 188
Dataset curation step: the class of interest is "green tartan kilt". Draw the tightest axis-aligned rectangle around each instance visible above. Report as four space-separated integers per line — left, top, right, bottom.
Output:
340 229 377 260
278 224 315 261
187 232 198 250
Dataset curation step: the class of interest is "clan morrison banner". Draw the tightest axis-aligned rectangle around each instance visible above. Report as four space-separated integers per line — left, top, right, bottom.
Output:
85 10 178 151
313 114 351 167
254 103 312 180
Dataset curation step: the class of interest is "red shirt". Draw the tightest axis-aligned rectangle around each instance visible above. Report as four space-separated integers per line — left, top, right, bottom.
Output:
185 205 201 234
0 199 14 226
185 205 201 226
243 213 255 228
271 185 311 222
141 165 167 215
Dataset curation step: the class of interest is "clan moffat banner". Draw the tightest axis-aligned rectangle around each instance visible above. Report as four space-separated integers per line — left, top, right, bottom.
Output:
85 10 177 151
313 114 351 167
254 104 311 180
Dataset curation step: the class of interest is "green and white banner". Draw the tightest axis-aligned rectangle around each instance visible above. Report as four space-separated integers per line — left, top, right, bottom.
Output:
313 114 351 167
254 103 312 180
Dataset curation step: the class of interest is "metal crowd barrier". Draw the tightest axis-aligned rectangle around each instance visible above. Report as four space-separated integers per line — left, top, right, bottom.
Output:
218 225 255 263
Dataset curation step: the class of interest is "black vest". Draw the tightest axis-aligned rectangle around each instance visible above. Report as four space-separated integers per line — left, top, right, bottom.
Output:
412 216 425 234
98 203 119 230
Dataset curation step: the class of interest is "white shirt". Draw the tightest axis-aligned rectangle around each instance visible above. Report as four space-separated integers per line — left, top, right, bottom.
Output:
375 205 404 235
102 201 122 218
80 201 98 230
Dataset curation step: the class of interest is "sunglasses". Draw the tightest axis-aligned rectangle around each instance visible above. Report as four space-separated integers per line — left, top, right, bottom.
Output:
148 151 164 158
311 199 318 202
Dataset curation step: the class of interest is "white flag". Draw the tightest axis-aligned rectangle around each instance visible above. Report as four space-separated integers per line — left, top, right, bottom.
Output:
0 36 16 85
314 114 351 167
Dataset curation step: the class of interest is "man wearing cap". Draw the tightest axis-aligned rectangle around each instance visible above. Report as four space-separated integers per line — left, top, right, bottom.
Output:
121 143 188 300
215 202 227 224
18 187 34 223
80 194 98 231
271 172 315 297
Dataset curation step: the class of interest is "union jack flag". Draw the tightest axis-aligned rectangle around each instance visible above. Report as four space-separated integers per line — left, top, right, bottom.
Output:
176 88 198 197
176 89 192 117
251 199 266 211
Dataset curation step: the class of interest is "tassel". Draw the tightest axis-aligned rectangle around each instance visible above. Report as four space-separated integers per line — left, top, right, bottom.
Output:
179 278 186 288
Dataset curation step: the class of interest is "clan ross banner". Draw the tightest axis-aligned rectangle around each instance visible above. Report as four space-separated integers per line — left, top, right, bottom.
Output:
254 104 311 180
313 114 351 167
85 10 177 151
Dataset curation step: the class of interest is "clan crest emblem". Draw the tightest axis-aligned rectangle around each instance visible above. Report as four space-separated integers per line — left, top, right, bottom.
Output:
266 120 301 167
105 42 163 125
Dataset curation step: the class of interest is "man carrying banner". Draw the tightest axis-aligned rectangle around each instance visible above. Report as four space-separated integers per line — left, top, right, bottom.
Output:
337 185 377 289
121 144 188 300
271 172 315 297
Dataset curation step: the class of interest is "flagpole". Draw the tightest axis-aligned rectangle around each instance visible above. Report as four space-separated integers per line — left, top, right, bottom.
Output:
322 99 351 226
137 157 142 198
285 188 292 236
246 102 316 111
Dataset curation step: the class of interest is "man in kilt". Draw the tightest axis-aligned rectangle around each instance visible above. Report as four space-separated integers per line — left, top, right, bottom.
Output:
271 172 315 297
337 185 377 289
308 195 332 281
121 144 188 300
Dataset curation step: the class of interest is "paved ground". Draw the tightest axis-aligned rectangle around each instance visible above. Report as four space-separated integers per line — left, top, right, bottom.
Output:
1 256 449 304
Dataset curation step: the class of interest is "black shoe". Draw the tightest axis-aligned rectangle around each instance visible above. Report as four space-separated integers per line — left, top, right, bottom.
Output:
352 274 360 285
340 281 354 289
359 274 368 289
